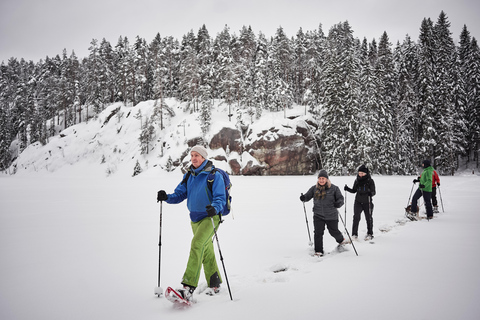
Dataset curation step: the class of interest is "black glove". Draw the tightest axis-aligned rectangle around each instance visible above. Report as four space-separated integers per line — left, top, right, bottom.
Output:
437 183 440 187
344 185 349 191
157 190 168 202
419 184 425 189
300 194 306 202
368 192 373 197
413 179 419 183
206 205 217 217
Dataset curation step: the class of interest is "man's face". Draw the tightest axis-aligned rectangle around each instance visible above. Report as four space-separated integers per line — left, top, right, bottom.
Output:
191 151 205 168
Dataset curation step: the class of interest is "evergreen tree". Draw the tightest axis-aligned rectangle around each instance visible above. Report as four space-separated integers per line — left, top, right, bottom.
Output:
139 117 155 154
357 38 380 173
293 28 307 105
178 30 200 110
252 32 270 118
459 26 480 167
303 26 326 117
270 27 293 112
235 26 257 109
394 35 419 174
374 32 396 174
213 25 236 114
416 18 437 166
320 22 361 174
432 11 465 174
132 159 142 176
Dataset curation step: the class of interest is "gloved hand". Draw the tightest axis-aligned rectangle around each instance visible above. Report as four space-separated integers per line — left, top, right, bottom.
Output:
344 185 349 191
413 179 419 183
419 184 425 189
157 190 168 202
437 183 440 187
368 192 373 197
206 205 217 217
300 194 306 202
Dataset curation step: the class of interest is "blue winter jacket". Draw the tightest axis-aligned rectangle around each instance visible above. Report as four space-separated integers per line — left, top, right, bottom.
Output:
166 160 226 222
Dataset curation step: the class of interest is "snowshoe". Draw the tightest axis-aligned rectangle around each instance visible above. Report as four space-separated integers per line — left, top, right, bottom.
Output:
165 287 193 306
405 205 418 221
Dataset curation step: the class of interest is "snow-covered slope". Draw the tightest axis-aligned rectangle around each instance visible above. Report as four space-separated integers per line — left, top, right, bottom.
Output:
10 99 311 177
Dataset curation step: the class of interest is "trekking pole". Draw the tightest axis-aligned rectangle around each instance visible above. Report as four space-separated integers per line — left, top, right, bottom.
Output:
406 181 416 208
301 194 313 246
211 217 233 301
368 195 373 235
438 186 445 212
344 191 347 230
154 201 164 297
338 210 358 256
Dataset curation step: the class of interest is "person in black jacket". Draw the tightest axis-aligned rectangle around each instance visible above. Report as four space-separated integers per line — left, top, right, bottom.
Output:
344 165 376 241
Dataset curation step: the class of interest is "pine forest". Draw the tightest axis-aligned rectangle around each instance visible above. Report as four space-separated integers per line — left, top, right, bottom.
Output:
1 11 479 175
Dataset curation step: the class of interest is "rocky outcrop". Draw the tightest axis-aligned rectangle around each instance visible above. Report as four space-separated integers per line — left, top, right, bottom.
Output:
209 127 242 154
204 118 318 175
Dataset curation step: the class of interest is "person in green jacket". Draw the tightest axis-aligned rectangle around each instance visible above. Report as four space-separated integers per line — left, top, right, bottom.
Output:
411 160 434 220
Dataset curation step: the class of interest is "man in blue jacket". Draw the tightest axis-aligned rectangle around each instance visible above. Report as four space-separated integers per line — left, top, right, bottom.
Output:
157 145 225 301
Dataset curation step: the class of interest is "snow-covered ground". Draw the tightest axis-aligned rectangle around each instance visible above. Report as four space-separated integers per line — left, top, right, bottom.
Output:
1 167 479 320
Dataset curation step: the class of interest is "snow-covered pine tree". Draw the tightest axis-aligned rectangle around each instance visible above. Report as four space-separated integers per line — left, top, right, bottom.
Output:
393 35 419 174
431 11 465 174
178 31 200 111
356 38 379 173
132 160 142 176
98 38 116 109
133 36 151 105
270 27 294 113
373 32 397 174
252 32 269 118
293 28 308 105
213 25 236 118
199 83 212 135
303 26 326 117
416 18 437 166
196 25 214 108
139 117 155 154
459 26 480 167
320 22 360 174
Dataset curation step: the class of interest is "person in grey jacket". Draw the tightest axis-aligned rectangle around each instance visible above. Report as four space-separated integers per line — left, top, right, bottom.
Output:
300 169 346 256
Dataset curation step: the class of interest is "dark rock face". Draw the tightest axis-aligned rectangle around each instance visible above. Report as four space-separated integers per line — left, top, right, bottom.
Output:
202 120 318 176
209 127 243 154
246 133 312 175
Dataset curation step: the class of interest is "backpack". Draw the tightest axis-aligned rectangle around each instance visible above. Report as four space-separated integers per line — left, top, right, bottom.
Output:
182 168 232 217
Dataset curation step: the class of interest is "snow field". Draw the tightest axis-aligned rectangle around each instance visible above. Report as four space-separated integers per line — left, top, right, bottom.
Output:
1 170 480 319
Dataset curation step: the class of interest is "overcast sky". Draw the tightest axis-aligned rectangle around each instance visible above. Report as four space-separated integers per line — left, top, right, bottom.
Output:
1 0 479 63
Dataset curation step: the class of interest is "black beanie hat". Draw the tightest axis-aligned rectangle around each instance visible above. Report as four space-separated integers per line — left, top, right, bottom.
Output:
358 164 369 174
423 160 431 168
318 169 329 179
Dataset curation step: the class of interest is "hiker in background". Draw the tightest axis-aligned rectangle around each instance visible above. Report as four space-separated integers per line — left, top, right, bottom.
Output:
157 145 225 301
432 169 441 213
411 160 434 220
300 169 347 257
344 164 376 241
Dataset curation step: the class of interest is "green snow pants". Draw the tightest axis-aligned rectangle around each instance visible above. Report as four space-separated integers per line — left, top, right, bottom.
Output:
182 215 222 289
